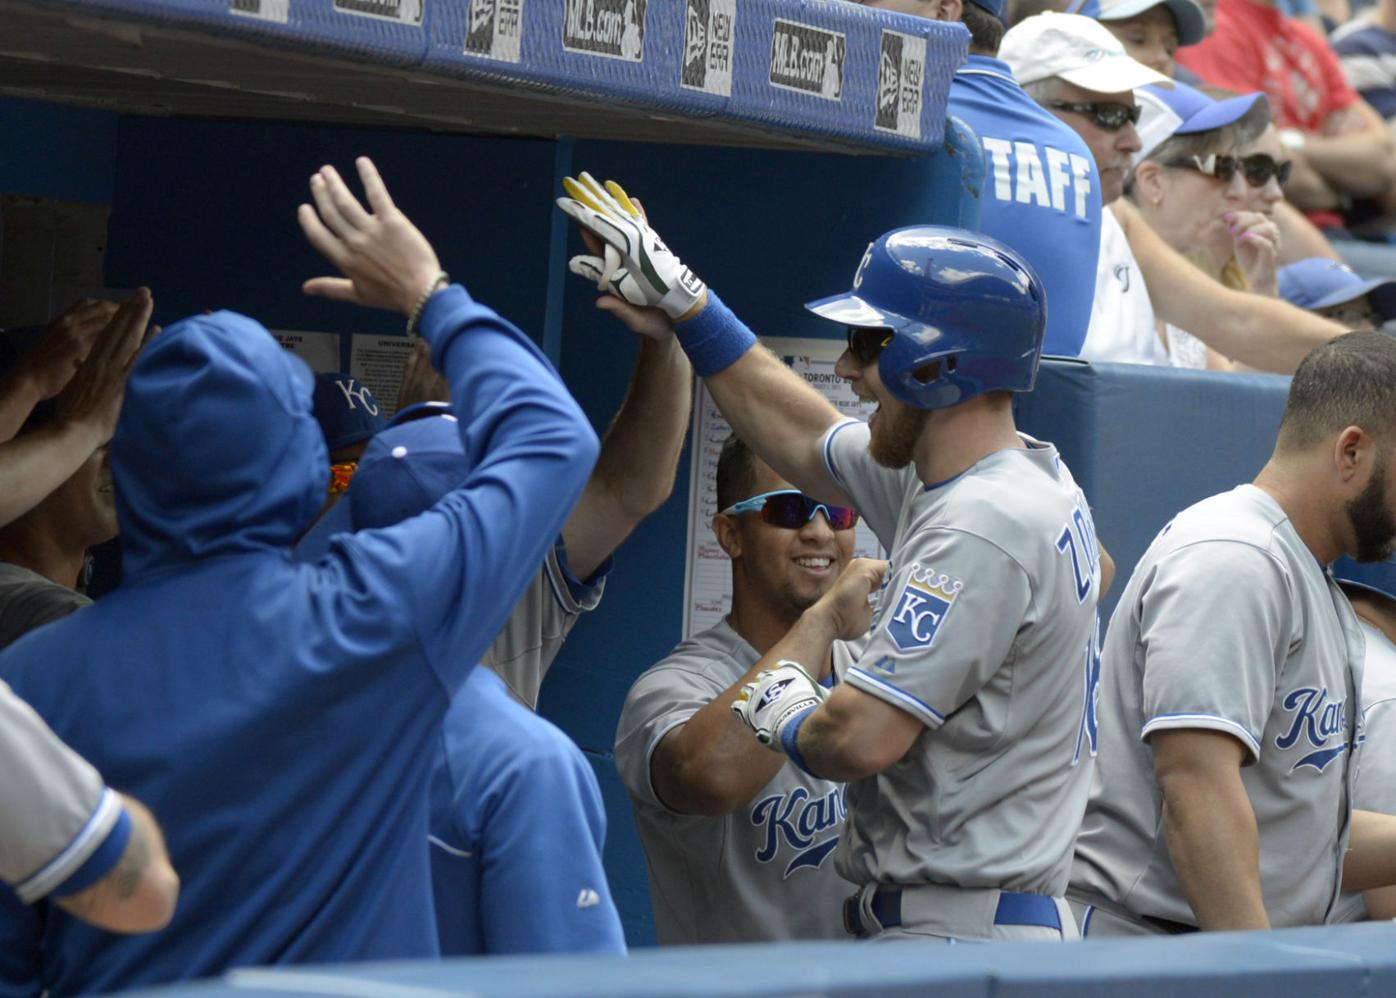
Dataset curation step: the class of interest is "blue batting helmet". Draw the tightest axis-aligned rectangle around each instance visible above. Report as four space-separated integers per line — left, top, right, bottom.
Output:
805 226 1046 410
1333 555 1396 603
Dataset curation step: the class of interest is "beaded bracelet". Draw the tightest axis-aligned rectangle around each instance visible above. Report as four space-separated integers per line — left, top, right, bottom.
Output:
406 271 451 336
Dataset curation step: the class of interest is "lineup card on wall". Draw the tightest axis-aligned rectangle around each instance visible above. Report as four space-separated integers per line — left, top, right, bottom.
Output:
349 334 415 417
682 336 882 639
272 330 342 375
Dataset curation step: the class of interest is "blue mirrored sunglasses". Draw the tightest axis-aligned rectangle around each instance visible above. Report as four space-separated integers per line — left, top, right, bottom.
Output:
720 489 858 531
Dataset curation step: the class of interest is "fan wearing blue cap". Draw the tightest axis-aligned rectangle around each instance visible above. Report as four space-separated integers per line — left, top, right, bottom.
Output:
1095 0 1207 79
1279 258 1396 331
861 0 1107 358
309 371 386 519
1126 80 1276 368
562 167 1112 940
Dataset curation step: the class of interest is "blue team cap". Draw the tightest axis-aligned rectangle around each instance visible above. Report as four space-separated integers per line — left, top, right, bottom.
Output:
292 411 468 562
1332 555 1396 604
1278 258 1396 320
1134 80 1268 162
311 372 386 453
1096 0 1206 46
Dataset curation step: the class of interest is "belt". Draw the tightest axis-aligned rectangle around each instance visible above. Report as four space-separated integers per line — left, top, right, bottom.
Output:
842 886 1063 936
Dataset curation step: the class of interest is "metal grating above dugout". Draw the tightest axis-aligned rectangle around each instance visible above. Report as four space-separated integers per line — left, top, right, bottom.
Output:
0 0 969 153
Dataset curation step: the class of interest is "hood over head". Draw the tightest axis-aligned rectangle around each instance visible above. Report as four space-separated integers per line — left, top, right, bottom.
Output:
112 310 327 581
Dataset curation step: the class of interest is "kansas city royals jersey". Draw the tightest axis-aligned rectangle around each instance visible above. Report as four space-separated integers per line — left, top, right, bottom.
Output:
1332 617 1396 924
614 620 856 943
482 540 607 709
949 55 1102 358
822 420 1101 896
1072 485 1364 929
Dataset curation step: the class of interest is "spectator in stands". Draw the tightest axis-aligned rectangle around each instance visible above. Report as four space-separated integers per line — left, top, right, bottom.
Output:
2 681 177 934
1127 81 1278 368
615 435 858 944
322 411 628 955
0 157 599 994
1002 12 1347 370
1177 0 1396 273
862 0 1106 357
1278 257 1396 329
1096 0 1207 79
1332 0 1396 232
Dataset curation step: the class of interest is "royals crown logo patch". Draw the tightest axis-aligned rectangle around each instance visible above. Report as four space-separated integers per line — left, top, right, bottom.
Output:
886 565 962 652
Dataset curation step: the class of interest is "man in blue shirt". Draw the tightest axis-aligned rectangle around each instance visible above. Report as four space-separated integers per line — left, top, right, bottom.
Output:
0 157 598 994
328 411 627 956
862 0 1104 356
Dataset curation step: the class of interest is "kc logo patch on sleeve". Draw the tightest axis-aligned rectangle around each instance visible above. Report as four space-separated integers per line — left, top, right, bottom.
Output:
885 564 962 652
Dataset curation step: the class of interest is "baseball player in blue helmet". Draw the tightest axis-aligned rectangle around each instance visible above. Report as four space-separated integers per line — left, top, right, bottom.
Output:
1331 555 1396 923
560 174 1111 942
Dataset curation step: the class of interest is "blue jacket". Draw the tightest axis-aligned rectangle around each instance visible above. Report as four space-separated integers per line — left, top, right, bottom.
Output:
0 286 598 995
950 55 1104 357
431 668 626 956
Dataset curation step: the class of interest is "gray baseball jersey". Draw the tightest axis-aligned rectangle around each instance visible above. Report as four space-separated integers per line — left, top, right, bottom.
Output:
614 620 857 944
482 540 606 709
1072 485 1364 930
822 420 1101 896
1333 617 1396 924
0 678 123 903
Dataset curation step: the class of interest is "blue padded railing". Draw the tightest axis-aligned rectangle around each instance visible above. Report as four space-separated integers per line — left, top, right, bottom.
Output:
47 0 969 152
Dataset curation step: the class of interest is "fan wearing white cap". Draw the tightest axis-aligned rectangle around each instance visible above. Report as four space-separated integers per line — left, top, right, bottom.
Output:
857 0 1105 357
1001 13 1346 372
1127 81 1278 369
1095 0 1206 79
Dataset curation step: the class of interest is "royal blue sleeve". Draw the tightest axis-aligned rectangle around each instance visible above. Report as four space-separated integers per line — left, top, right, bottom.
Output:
475 735 626 955
336 286 598 695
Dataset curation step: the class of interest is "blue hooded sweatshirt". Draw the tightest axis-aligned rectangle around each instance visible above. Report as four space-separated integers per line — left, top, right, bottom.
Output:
0 286 598 995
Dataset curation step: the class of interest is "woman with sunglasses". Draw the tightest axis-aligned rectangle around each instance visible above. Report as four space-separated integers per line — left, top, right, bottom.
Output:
1127 81 1278 369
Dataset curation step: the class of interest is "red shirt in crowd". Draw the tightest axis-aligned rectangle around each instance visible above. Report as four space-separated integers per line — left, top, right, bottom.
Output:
1176 0 1359 132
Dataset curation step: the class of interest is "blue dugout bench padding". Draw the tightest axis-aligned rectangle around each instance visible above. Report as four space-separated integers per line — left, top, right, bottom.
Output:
125 922 1396 997
26 0 968 153
1015 358 1292 621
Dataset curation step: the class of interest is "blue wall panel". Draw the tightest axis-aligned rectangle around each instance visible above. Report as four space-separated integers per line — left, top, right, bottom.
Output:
0 97 119 204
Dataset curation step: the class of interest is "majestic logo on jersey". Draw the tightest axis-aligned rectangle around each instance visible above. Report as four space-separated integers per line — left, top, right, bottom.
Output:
1275 686 1351 772
886 564 961 652
751 785 846 878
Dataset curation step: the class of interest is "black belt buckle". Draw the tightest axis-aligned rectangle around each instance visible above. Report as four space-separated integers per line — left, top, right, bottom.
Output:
842 892 864 936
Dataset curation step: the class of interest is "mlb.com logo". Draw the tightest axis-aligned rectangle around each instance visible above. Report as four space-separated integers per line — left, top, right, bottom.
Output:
886 565 961 651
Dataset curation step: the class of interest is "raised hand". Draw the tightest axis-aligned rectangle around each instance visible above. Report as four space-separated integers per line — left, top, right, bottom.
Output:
556 173 706 320
298 157 444 316
814 557 889 641
53 289 156 444
11 299 120 403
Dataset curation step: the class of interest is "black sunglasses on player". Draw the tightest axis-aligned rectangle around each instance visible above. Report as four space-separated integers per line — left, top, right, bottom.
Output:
846 326 893 365
1046 100 1142 131
1165 153 1293 188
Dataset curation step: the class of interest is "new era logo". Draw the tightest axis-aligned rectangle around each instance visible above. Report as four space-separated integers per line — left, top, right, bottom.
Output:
577 888 601 908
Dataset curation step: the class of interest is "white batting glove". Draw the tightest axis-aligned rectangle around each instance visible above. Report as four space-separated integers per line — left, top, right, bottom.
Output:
731 661 827 750
556 172 707 320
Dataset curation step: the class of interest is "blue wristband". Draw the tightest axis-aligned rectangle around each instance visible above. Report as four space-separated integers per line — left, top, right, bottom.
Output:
779 705 819 777
672 289 757 378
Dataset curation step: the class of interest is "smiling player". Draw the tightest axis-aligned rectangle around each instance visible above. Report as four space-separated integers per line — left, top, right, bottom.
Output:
562 175 1110 942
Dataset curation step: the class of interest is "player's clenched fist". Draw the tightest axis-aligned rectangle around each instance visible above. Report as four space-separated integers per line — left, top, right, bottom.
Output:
813 557 889 641
556 172 706 320
731 661 826 749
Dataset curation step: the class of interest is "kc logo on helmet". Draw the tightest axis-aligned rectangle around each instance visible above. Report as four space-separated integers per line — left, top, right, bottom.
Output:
886 566 961 652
